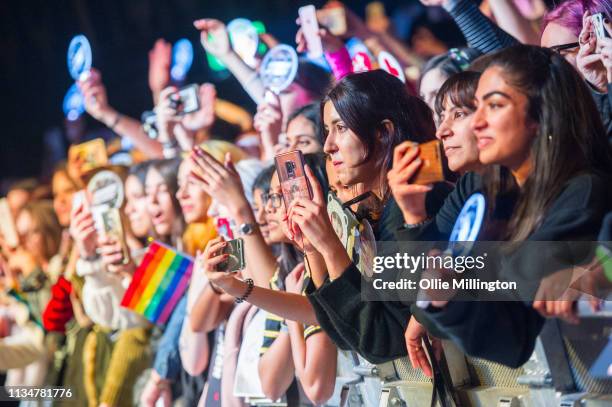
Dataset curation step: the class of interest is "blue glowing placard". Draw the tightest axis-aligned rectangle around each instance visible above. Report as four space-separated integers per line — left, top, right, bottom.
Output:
63 83 85 121
447 193 486 257
67 34 92 81
171 38 194 81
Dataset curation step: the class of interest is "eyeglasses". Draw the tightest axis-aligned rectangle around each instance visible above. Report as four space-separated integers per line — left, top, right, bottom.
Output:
262 192 283 209
549 42 579 53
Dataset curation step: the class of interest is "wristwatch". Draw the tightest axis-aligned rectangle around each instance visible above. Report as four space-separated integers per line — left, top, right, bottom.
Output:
238 222 257 236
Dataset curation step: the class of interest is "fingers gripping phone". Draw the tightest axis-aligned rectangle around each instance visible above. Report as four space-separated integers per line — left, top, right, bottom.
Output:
410 140 447 185
217 238 245 273
168 84 200 115
592 13 611 40
274 150 313 209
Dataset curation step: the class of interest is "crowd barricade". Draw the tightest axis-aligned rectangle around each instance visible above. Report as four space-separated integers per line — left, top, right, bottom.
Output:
366 300 612 407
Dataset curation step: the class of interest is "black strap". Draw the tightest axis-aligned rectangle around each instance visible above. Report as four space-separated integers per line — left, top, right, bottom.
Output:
424 339 458 407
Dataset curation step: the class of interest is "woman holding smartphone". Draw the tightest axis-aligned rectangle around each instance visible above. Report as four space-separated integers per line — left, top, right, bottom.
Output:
192 149 341 405
206 70 446 364
394 45 612 367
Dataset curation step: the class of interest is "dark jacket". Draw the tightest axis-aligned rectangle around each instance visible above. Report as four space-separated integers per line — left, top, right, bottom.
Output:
414 171 611 367
306 184 452 364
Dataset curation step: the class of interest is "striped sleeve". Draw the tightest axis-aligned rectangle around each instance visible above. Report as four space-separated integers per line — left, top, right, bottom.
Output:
445 0 518 54
259 269 284 355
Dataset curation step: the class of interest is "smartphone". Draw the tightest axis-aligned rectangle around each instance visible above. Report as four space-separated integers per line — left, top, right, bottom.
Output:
592 13 611 40
318 7 347 36
141 111 159 139
217 238 245 273
299 5 324 59
169 84 200 115
99 208 130 265
274 150 312 209
410 140 447 185
0 199 19 249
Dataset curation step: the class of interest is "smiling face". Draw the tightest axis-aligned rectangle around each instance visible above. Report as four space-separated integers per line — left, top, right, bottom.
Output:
176 160 211 224
124 175 151 238
436 97 480 173
323 101 377 189
471 66 536 171
145 167 177 238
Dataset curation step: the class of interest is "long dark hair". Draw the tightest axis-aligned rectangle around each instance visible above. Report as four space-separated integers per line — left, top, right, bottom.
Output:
484 45 612 241
322 70 436 199
147 158 185 248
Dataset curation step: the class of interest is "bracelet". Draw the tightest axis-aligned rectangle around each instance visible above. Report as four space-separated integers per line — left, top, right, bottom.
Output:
209 281 223 295
235 278 254 304
402 217 432 230
108 112 122 130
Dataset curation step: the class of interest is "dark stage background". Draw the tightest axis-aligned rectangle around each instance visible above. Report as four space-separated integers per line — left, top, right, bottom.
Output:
0 0 557 185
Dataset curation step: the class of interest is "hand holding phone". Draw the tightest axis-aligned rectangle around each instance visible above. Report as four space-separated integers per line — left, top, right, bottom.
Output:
299 5 324 58
168 84 201 115
216 238 245 273
592 13 611 41
98 208 130 266
410 140 447 185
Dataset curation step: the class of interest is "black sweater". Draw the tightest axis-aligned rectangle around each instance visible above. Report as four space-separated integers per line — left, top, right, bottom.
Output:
306 184 452 364
410 171 611 367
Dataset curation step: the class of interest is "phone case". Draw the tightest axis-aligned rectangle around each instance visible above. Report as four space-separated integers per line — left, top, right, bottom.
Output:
100 208 130 265
175 84 200 115
274 150 313 209
299 5 324 58
218 238 245 273
411 140 447 185
592 13 610 39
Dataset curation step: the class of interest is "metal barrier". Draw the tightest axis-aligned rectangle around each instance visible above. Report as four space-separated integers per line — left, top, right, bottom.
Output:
366 300 612 407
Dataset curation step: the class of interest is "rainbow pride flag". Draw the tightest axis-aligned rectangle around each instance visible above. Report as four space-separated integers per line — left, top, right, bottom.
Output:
121 241 193 325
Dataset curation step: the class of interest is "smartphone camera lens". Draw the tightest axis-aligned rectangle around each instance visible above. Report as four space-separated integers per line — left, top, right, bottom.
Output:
285 161 296 179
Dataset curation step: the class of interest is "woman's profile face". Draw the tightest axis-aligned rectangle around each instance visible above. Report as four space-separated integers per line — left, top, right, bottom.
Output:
541 22 579 69
323 101 373 188
125 175 151 238
420 67 448 110
265 172 291 244
436 98 480 173
16 210 44 261
176 159 211 224
286 115 322 154
52 170 76 228
253 187 270 243
145 167 177 238
471 66 535 170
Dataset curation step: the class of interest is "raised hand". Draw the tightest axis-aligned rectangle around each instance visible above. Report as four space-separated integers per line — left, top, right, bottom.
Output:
194 19 232 59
